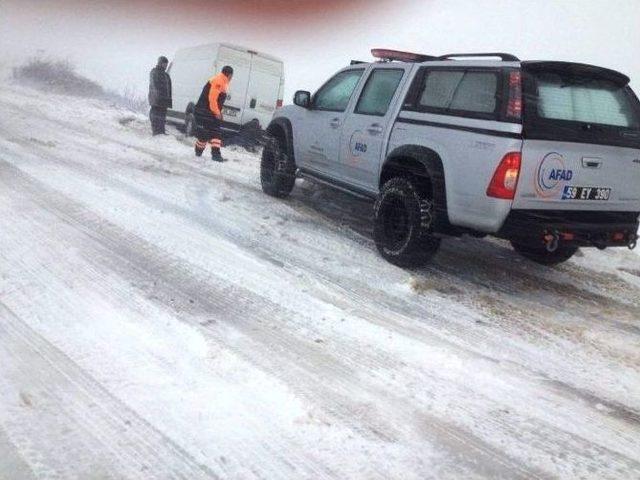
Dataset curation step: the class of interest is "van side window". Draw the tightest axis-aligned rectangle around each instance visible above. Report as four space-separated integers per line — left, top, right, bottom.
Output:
355 69 404 116
417 70 499 117
314 69 364 112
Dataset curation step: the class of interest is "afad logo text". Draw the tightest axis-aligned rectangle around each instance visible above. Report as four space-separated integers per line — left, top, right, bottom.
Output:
535 152 573 198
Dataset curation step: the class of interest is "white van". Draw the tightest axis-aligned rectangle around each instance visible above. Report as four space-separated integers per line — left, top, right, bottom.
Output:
167 43 284 134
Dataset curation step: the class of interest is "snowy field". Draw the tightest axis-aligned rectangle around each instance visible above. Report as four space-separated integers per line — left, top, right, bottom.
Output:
0 82 639 479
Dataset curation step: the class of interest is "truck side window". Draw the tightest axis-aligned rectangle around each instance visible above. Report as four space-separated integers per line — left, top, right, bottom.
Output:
355 69 404 116
418 70 499 117
314 69 364 112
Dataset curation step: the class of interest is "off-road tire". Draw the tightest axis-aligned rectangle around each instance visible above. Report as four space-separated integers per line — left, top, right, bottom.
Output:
373 177 441 268
511 241 578 266
261 135 296 198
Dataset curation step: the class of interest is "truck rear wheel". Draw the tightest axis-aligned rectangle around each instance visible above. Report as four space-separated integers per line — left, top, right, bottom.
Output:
373 177 440 268
511 241 578 266
261 135 296 198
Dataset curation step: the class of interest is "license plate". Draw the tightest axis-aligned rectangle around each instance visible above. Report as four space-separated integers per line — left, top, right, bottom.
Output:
562 186 611 201
222 108 238 117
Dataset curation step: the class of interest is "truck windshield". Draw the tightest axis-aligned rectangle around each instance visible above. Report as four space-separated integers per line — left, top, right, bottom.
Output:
524 68 640 148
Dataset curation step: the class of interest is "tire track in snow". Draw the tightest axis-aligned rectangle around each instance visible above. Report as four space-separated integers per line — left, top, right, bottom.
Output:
0 302 219 480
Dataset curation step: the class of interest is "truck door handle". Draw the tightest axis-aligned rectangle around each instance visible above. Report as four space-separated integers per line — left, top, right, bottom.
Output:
367 123 384 135
582 157 602 169
329 118 341 129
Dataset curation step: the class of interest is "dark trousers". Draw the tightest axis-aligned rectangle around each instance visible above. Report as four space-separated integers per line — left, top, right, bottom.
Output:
195 115 222 152
149 106 167 135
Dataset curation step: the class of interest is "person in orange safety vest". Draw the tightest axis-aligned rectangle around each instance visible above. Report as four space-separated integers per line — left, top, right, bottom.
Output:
194 65 233 162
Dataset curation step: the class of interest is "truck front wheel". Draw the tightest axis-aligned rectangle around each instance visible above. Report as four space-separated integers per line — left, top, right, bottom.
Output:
511 241 578 266
373 177 440 268
261 134 296 198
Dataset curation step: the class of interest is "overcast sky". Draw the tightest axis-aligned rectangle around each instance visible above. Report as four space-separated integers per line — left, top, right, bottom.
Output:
1 0 639 101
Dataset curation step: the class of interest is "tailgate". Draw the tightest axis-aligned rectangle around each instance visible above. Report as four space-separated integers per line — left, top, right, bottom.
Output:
513 140 640 210
514 61 640 211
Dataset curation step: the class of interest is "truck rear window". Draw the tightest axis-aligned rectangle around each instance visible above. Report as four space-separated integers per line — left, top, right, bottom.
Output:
535 73 639 128
524 69 640 148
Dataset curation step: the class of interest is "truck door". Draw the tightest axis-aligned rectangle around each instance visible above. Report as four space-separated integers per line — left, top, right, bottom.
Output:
339 66 409 191
296 68 365 177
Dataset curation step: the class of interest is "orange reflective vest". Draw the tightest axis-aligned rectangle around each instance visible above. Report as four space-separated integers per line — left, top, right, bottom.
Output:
207 72 230 116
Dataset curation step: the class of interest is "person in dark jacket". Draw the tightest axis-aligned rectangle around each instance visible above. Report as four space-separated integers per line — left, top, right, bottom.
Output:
148 56 172 136
194 65 233 162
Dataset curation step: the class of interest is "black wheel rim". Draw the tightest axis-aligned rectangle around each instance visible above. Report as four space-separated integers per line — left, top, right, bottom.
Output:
381 197 410 251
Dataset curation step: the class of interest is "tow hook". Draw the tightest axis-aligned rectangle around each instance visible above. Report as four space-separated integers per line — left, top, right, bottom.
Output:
543 231 559 252
629 233 638 250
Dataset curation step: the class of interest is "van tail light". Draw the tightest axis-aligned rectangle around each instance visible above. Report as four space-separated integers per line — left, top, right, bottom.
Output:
487 152 521 199
276 99 283 108
506 70 522 120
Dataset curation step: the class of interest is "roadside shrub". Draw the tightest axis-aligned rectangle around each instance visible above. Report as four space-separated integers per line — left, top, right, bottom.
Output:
105 85 147 113
13 57 104 97
12 56 147 113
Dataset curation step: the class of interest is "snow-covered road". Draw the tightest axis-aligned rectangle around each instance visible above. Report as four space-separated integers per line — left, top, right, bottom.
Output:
1 83 639 479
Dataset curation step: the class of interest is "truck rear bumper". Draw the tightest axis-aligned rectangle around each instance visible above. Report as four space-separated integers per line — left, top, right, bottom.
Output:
498 210 639 249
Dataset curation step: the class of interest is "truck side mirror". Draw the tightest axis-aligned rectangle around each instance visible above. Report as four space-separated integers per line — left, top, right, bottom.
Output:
294 90 311 109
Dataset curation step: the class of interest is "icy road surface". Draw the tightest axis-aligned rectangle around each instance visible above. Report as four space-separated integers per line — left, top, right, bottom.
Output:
1 83 639 480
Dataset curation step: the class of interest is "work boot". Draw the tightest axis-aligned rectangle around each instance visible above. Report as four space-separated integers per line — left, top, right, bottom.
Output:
195 140 206 157
211 148 225 162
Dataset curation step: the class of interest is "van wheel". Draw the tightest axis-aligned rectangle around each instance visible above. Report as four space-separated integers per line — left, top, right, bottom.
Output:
261 135 296 198
239 119 262 152
184 113 196 137
373 177 440 268
511 241 578 266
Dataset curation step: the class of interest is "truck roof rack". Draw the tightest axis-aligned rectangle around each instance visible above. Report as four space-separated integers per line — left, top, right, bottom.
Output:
350 60 367 65
371 48 438 63
368 49 520 64
438 52 520 62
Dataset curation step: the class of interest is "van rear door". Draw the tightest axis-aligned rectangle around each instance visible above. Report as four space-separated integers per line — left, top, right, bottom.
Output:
241 54 284 129
216 45 252 127
513 62 640 212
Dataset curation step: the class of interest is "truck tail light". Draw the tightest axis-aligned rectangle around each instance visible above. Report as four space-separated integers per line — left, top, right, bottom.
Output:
487 152 521 199
276 99 283 108
506 70 522 120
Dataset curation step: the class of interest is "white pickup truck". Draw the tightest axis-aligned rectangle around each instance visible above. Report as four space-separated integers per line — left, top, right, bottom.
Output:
260 49 640 267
